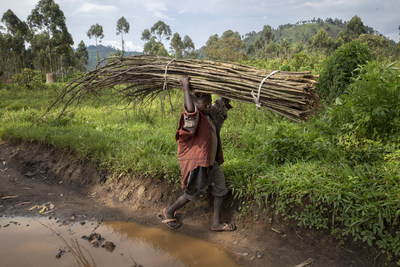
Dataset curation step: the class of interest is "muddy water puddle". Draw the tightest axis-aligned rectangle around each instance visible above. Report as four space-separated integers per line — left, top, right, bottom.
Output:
0 216 238 267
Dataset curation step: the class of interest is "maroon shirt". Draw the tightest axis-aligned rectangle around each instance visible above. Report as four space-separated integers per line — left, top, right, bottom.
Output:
175 99 228 189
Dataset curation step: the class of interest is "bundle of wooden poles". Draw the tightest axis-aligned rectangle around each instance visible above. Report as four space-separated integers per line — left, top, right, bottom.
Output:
47 55 319 122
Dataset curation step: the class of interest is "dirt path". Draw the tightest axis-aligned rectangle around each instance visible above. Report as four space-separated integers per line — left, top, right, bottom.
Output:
0 140 392 267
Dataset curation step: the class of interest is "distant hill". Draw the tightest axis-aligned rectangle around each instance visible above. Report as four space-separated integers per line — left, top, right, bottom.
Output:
86 45 141 70
243 20 347 47
242 18 391 48
274 23 345 44
196 19 352 58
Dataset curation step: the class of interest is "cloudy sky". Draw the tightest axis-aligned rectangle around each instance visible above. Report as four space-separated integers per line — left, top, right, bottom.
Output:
1 0 399 52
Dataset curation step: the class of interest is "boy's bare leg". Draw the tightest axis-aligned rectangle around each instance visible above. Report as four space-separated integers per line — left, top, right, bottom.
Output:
164 194 190 218
210 195 236 231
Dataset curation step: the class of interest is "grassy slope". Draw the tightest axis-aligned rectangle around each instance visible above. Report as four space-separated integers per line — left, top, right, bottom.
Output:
243 22 345 47
1 82 400 263
274 23 344 44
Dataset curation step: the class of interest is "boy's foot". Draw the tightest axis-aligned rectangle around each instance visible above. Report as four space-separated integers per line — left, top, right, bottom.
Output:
159 208 181 229
210 222 236 232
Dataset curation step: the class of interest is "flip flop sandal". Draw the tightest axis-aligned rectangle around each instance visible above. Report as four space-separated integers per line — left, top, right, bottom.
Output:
159 209 182 229
210 222 236 232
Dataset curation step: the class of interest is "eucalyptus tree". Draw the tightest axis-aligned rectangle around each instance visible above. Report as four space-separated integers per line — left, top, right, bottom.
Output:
310 28 335 54
141 29 151 42
205 30 245 62
29 32 48 71
143 36 168 56
28 0 73 74
116 16 130 56
0 29 8 76
182 35 195 58
2 9 29 37
1 9 29 73
150 20 171 44
141 20 171 56
279 39 291 59
74 40 88 71
344 15 366 41
87 23 104 64
259 25 274 46
170 32 183 58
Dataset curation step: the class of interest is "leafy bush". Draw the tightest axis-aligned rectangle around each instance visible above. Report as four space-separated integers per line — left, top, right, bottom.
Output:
253 160 400 261
318 40 371 102
326 61 400 142
290 51 310 71
11 68 45 90
3 62 400 263
263 121 336 164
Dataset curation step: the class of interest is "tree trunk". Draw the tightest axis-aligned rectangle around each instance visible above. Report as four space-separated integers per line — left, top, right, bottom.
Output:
95 38 99 65
121 33 125 56
46 72 57 84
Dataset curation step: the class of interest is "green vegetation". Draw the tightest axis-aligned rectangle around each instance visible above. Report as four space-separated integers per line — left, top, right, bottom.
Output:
87 23 104 65
11 68 45 90
2 1 400 264
1 59 400 262
317 40 371 102
116 16 130 56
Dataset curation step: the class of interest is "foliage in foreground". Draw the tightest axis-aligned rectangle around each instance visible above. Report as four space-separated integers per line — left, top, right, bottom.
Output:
325 61 400 142
1 60 400 263
11 68 45 90
317 40 371 103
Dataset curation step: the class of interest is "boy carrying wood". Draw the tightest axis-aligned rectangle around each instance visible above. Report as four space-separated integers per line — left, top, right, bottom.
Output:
159 76 236 231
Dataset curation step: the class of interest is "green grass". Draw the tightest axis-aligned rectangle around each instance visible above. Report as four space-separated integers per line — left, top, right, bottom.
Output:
1 79 400 263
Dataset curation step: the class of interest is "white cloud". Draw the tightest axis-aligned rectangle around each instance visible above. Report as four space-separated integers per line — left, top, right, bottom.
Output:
144 1 173 20
76 3 118 14
104 40 142 52
302 0 352 9
104 40 119 49
125 41 142 52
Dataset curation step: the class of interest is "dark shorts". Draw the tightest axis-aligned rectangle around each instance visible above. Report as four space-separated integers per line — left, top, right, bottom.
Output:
184 162 228 201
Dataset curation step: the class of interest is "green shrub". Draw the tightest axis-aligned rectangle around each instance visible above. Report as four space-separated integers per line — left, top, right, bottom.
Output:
290 51 310 71
326 61 400 142
318 40 371 102
262 121 336 164
3 65 400 263
11 68 45 90
253 160 400 261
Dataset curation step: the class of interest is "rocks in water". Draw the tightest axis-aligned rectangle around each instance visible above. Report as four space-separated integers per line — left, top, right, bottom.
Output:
102 241 116 252
55 249 67 259
82 232 116 252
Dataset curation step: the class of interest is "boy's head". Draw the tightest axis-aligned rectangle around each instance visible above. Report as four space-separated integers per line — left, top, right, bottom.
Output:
193 92 212 111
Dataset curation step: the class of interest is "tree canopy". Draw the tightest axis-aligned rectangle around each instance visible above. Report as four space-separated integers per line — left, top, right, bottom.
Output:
116 16 130 55
205 30 245 62
87 23 104 64
28 0 73 73
150 20 172 44
170 33 195 58
141 20 172 56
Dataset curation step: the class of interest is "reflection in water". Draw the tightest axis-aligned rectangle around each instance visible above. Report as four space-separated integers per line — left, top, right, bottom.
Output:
0 217 238 267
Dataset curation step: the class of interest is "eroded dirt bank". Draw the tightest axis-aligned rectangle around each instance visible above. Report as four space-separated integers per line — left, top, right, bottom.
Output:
0 140 393 266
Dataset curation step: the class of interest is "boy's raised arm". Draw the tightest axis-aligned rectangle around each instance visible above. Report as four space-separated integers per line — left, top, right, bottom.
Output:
181 76 195 113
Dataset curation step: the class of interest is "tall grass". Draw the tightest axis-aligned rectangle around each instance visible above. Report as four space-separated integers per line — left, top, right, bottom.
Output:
1 61 400 263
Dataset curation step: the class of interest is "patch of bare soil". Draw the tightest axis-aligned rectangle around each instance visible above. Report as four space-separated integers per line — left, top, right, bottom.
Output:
0 140 394 266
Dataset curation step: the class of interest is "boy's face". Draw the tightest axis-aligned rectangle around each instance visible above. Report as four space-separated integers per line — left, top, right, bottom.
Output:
194 93 212 111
